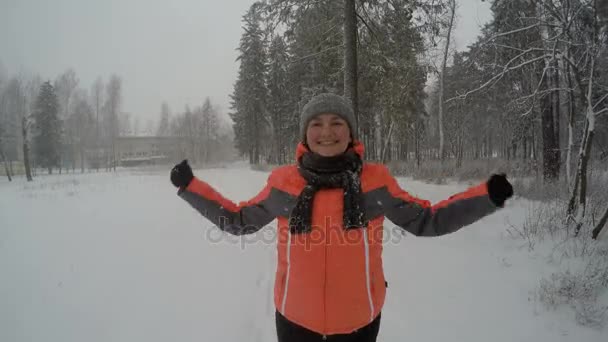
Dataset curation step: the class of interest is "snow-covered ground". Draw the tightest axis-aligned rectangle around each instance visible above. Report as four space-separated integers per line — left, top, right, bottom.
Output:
1 165 606 341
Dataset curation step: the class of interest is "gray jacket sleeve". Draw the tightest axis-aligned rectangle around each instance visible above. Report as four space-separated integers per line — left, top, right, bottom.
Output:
177 171 293 235
378 167 498 236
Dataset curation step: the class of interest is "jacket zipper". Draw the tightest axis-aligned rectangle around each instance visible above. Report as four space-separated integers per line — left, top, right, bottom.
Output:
323 219 328 337
281 231 292 314
363 229 375 322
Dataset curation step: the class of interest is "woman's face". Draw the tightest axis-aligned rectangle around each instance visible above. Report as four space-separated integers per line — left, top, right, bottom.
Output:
305 113 352 157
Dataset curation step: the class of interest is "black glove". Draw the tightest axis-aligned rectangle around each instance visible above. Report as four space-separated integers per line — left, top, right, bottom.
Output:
487 173 513 207
170 159 194 188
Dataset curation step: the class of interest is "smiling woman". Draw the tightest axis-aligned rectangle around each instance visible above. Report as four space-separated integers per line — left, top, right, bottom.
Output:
305 114 352 157
300 94 357 157
171 92 514 342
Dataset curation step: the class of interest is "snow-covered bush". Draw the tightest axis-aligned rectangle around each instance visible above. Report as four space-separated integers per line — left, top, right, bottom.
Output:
506 200 563 250
537 252 608 328
511 178 608 328
510 177 563 202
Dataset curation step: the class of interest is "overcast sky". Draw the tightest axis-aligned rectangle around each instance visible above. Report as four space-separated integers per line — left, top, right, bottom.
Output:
0 0 491 124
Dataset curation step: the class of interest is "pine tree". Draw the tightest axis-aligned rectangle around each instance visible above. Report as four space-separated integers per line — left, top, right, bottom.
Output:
266 35 291 164
0 120 11 181
357 0 427 160
104 75 121 171
33 81 61 174
68 91 93 173
230 3 268 164
199 97 219 164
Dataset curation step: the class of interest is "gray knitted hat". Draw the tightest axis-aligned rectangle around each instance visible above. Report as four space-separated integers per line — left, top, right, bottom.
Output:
300 93 357 142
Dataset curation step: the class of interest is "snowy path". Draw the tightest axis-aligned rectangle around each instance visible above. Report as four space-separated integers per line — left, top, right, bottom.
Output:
1 166 605 341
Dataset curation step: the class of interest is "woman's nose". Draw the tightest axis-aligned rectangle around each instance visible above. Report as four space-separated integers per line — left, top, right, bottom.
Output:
319 124 333 136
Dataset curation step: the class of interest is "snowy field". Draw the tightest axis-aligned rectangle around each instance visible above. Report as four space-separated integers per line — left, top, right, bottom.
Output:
1 164 606 342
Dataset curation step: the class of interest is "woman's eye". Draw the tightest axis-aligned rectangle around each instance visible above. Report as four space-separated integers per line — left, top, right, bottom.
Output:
332 121 344 126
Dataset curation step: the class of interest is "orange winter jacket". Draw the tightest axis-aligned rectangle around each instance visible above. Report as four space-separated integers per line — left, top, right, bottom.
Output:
178 141 497 335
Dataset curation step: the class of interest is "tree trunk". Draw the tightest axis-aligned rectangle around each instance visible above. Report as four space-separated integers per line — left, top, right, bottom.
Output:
551 62 561 169
0 147 11 182
531 122 537 161
593 203 608 239
105 150 109 171
522 134 528 161
456 133 464 168
567 56 597 236
438 0 456 161
568 120 593 234
343 0 358 133
96 103 100 172
380 120 394 164
73 144 77 173
564 49 576 187
22 117 33 181
415 121 421 167
488 127 493 158
541 91 560 181
80 144 85 173
537 3 560 181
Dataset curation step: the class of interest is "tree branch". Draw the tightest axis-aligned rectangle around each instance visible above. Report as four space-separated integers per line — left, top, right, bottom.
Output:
481 23 540 46
447 54 551 102
593 93 608 110
519 103 535 117
289 44 343 64
356 9 381 45
490 44 547 54
595 107 608 116
514 87 575 105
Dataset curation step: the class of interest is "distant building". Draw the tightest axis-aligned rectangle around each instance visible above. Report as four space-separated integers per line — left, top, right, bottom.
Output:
112 136 184 167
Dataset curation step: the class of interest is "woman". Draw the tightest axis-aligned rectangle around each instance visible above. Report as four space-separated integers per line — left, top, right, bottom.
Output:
170 93 513 342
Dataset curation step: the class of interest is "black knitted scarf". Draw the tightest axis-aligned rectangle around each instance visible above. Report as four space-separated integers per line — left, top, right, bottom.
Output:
288 149 367 234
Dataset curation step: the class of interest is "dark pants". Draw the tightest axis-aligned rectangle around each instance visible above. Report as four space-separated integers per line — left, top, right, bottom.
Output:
275 311 381 342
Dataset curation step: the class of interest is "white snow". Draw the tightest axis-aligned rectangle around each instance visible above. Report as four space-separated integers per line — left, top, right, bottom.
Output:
1 165 606 342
